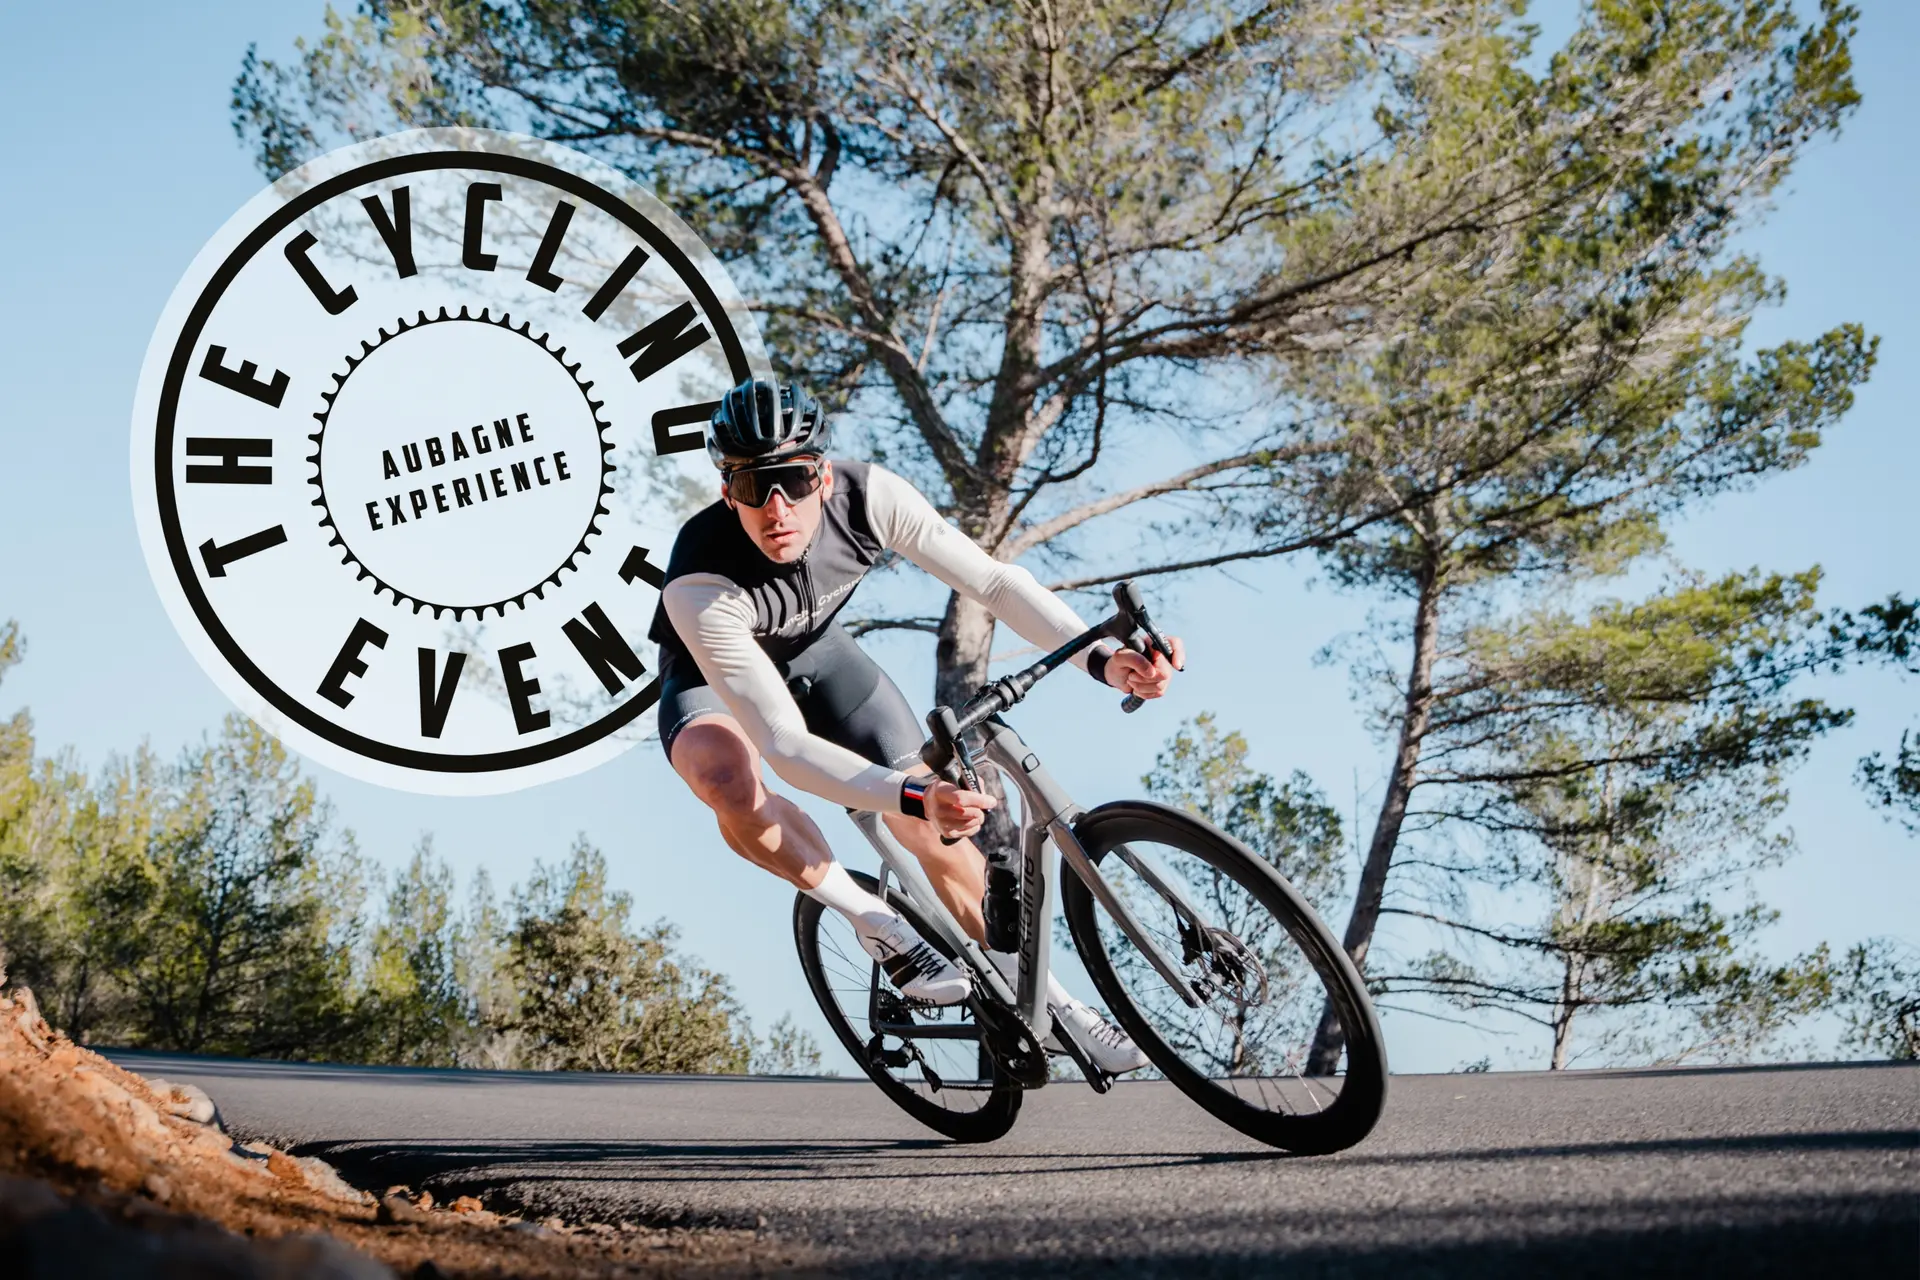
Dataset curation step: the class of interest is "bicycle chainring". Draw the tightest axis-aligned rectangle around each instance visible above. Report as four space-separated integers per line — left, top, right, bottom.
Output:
969 994 1049 1088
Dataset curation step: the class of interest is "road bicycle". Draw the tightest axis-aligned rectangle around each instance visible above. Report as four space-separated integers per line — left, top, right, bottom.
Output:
793 583 1388 1153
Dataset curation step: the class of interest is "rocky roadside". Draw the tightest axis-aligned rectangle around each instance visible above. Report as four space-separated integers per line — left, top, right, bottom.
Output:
0 983 813 1278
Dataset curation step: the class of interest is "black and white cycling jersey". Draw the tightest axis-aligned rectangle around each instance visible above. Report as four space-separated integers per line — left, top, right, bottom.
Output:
649 459 1102 814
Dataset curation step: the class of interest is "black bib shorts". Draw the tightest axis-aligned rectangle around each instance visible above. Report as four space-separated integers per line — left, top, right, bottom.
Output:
658 623 926 776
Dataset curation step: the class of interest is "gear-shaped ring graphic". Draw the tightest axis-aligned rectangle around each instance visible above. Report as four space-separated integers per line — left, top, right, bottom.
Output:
307 307 616 619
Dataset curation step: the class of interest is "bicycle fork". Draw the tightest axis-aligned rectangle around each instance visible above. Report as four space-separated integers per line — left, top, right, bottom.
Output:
847 718 1216 1092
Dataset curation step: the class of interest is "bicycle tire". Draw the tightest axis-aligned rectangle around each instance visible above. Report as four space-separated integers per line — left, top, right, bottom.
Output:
1061 800 1387 1154
794 870 1023 1143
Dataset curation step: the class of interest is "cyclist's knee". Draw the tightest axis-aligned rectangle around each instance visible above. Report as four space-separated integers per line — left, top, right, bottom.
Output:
695 765 766 822
672 721 764 818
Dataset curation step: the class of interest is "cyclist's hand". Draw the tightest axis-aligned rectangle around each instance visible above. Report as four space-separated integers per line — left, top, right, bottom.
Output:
1106 635 1185 700
927 778 996 838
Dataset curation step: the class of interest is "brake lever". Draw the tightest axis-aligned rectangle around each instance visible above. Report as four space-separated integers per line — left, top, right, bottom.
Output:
1111 580 1180 713
931 734 986 845
952 734 982 794
1118 621 1181 715
922 705 982 846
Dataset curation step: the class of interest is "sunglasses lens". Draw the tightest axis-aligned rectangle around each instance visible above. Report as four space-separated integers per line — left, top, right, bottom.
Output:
727 462 823 508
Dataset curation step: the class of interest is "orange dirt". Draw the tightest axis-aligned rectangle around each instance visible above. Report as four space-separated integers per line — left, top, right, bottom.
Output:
0 983 808 1278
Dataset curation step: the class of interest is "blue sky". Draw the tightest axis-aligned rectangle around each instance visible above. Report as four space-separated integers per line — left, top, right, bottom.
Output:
0 1 1911 1075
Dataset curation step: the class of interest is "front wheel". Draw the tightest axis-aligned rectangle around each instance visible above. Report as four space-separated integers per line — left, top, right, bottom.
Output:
794 870 1022 1143
1061 801 1387 1154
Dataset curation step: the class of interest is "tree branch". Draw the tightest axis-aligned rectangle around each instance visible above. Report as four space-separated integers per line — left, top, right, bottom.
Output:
1002 440 1333 557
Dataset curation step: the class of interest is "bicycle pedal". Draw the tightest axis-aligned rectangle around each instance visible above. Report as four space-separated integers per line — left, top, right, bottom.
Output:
864 1033 914 1071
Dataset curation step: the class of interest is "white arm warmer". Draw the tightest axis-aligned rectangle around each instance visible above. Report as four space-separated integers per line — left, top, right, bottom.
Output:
662 573 910 813
660 466 1101 814
864 465 1096 665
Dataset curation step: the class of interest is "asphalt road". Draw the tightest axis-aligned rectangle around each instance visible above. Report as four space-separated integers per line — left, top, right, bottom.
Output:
108 1051 1918 1277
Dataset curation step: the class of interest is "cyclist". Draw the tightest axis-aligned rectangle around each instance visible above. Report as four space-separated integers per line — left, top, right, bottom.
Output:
652 378 1185 1075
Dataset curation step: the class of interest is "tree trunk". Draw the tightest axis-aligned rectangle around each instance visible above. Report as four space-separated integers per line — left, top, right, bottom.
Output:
934 591 1021 863
934 592 997 711
1307 554 1444 1073
1551 959 1579 1070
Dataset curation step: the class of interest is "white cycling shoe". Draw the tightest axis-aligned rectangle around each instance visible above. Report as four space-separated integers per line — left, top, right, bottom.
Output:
855 916 971 1006
1047 999 1151 1075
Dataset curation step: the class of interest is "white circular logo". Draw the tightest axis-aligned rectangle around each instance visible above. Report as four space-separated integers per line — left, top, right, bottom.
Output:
131 130 769 794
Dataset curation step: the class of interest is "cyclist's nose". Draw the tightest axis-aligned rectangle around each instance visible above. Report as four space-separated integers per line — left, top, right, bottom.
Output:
765 490 794 517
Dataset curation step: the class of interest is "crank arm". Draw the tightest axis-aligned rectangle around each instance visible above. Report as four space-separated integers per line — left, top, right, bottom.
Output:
1045 1008 1114 1095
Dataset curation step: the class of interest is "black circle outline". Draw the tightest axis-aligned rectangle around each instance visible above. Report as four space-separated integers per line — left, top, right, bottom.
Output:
153 149 752 773
311 307 617 618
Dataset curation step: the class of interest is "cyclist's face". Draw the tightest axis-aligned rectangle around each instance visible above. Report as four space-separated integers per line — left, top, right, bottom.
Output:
727 459 833 563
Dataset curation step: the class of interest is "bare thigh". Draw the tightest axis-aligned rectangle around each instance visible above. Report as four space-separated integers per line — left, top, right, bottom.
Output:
668 714 836 887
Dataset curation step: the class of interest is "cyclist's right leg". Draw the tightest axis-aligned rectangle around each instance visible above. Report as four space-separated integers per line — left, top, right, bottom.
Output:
661 674 967 1004
668 713 839 889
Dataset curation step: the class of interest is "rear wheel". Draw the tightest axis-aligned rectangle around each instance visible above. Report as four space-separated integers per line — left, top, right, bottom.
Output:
794 871 1022 1143
1061 801 1387 1154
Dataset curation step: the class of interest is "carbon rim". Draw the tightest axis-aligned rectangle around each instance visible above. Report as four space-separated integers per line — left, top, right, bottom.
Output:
794 873 1021 1142
1063 804 1386 1153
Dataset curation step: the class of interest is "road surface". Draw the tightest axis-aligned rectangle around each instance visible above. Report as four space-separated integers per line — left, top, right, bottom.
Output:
108 1051 1918 1277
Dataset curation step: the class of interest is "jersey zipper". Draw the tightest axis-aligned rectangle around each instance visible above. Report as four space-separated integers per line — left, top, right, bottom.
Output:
797 552 818 628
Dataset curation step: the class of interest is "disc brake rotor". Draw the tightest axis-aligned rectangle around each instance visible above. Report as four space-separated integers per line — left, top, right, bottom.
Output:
1185 925 1270 1008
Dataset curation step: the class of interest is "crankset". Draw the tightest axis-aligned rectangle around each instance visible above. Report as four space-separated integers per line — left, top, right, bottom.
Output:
969 994 1049 1088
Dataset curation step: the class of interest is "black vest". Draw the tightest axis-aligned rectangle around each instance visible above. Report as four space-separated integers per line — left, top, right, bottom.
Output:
649 458 887 667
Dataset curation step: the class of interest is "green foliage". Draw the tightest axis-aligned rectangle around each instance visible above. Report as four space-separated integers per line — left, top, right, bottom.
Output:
1275 0 1871 589
749 1013 825 1076
502 839 753 1074
0 624 816 1074
357 838 470 1067
1835 938 1920 1061
1373 572 1848 1065
231 6 1882 1075
1262 0 1875 1072
1 619 58 992
1440 570 1851 810
226 0 1872 671
1127 715 1346 1074
228 0 1437 557
86 716 366 1058
1833 595 1920 831
1143 713 1345 915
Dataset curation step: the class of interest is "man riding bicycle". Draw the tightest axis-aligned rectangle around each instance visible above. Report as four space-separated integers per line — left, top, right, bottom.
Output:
651 378 1186 1075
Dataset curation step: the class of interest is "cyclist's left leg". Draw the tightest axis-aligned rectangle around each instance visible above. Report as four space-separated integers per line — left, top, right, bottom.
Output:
791 630 1150 1071
882 803 987 943
663 652 967 1005
789 627 987 943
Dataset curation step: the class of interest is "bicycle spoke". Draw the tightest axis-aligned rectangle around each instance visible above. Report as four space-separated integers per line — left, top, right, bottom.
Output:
1089 836 1351 1120
810 906 997 1115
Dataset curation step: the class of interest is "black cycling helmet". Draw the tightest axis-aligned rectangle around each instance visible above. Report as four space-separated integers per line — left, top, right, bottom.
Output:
706 378 830 470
